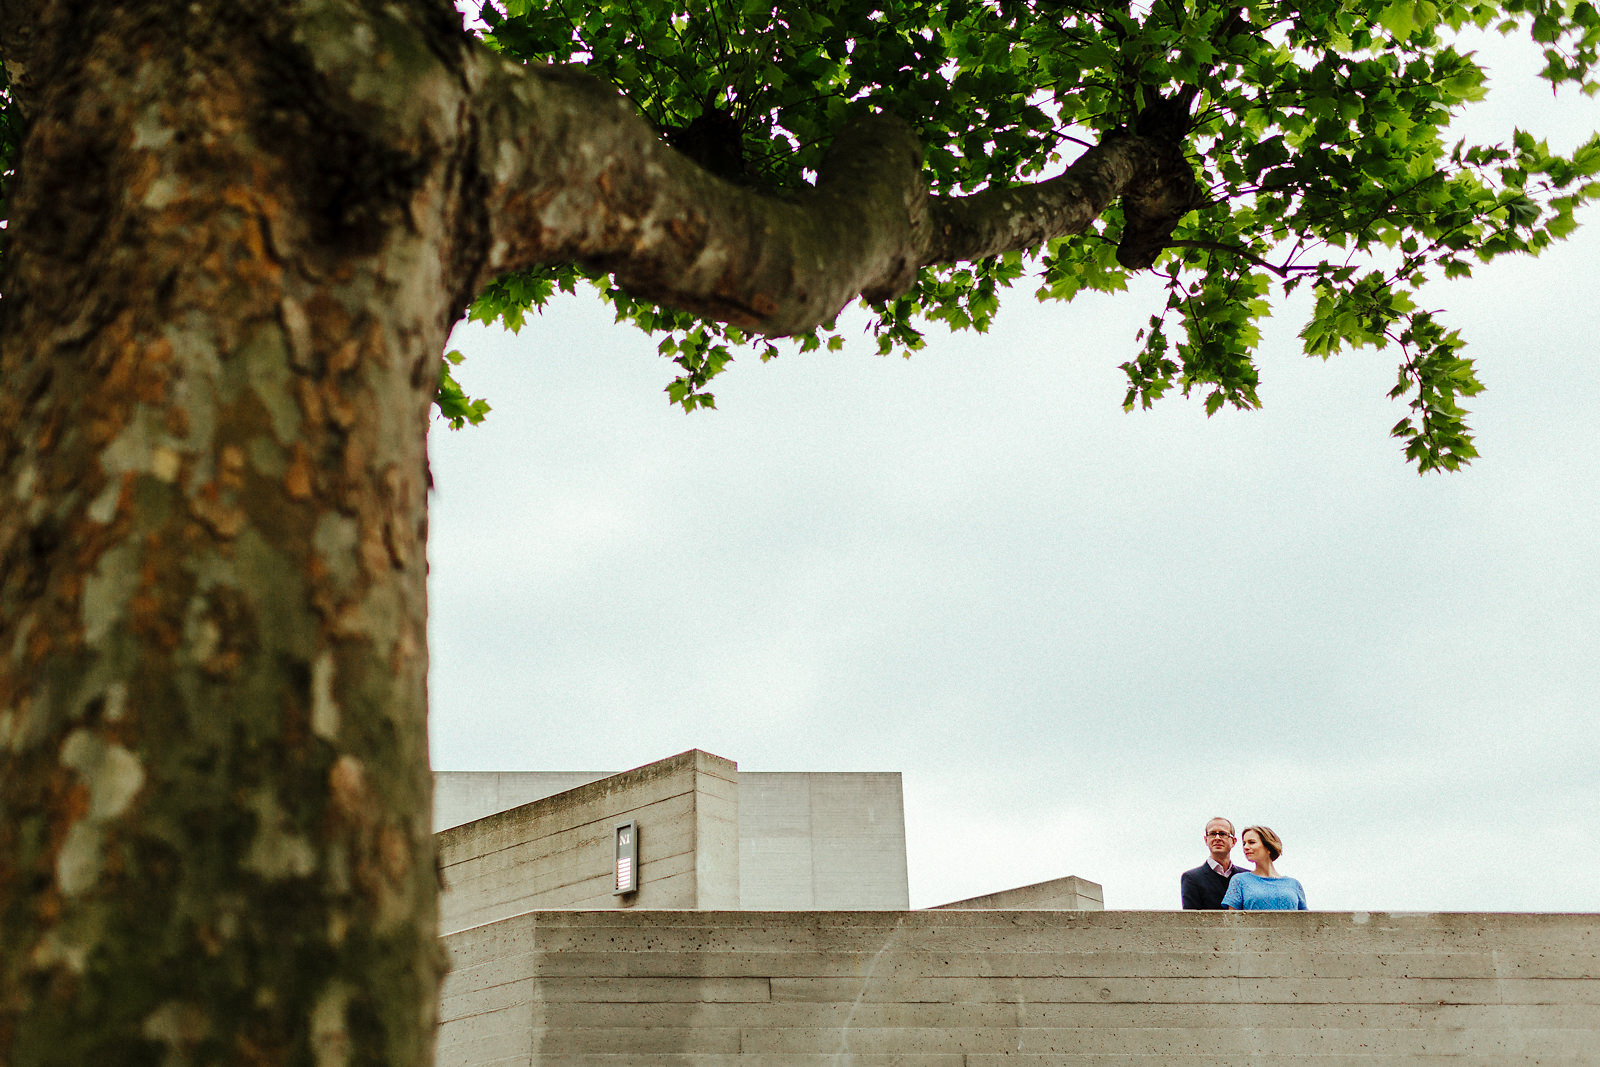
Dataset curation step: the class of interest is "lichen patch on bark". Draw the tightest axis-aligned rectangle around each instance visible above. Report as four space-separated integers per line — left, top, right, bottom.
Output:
59 731 145 820
309 981 354 1067
312 651 340 740
54 730 145 895
81 543 142 646
242 787 319 880
140 1000 210 1054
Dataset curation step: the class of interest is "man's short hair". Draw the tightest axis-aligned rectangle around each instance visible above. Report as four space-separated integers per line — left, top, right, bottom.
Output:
1205 816 1234 834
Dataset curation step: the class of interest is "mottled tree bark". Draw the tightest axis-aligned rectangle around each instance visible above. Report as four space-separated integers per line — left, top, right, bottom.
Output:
0 1 1194 1063
0 4 470 1063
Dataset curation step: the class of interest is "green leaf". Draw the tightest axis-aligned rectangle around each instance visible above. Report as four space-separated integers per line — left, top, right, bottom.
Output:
1377 1 1419 39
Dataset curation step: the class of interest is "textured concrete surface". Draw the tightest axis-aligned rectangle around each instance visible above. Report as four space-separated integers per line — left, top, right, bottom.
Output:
437 909 1600 1065
436 761 911 911
736 772 908 910
930 874 1103 910
434 771 613 831
437 750 738 933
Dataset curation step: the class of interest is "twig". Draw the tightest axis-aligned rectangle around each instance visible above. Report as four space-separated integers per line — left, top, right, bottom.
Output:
1165 239 1315 277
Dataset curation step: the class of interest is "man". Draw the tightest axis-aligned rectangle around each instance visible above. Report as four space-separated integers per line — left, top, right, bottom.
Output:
1181 817 1243 910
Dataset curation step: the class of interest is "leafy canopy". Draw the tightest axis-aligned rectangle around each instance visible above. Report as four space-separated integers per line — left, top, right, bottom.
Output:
444 0 1600 470
0 5 1588 465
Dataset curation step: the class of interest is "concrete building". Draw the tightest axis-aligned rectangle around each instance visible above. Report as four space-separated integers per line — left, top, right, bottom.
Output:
930 873 1103 911
427 753 1600 1064
435 749 961 933
434 749 1103 933
438 909 1600 1064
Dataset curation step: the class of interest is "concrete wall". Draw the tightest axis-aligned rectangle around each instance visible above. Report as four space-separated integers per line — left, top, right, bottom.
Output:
435 772 613 832
436 750 738 934
437 909 1600 1065
736 772 908 910
436 765 911 910
931 874 1103 910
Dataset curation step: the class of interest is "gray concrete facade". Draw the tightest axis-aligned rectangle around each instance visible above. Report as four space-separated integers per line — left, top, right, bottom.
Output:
434 771 614 832
436 750 739 934
437 909 1600 1065
930 874 1103 910
736 772 909 910
435 754 919 913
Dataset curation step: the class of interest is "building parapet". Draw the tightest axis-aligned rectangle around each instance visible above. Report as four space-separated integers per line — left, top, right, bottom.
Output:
438 908 1600 1064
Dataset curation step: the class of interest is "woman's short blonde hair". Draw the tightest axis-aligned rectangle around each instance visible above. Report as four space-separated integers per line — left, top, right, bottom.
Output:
1242 825 1283 861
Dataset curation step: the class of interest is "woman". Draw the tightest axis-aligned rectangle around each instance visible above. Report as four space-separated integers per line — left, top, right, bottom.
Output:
1221 825 1307 910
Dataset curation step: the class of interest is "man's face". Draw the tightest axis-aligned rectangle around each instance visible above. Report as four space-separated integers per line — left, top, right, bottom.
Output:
1204 820 1235 863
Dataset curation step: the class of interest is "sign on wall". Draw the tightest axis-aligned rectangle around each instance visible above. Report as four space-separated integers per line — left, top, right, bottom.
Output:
614 820 638 895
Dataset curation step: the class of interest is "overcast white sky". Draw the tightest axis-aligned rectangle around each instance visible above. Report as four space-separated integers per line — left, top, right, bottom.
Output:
426 36 1599 912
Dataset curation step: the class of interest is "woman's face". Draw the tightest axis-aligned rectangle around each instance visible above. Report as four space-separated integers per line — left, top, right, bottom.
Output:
1240 830 1263 864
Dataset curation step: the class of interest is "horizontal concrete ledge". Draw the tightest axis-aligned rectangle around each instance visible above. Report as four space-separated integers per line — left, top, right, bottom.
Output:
443 908 1598 948
530 1002 1599 1026
495 974 1597 1005
437 910 1600 1067
518 952 1597 980
538 1025 1598 1054
441 909 1599 979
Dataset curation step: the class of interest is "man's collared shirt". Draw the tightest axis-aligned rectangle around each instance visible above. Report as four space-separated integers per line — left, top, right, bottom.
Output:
1207 858 1238 878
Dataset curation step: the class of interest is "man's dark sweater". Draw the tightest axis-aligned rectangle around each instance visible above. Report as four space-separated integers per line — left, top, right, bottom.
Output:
1180 862 1237 910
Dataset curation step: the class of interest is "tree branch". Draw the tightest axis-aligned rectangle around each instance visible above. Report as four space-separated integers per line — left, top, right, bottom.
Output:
1165 239 1316 277
468 57 927 335
466 54 1198 336
922 131 1196 268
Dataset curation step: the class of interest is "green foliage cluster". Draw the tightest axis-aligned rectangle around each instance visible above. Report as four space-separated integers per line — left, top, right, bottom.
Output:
458 0 1600 470
437 349 493 428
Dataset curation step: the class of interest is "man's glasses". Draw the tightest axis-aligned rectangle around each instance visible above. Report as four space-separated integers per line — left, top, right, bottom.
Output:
1205 830 1235 839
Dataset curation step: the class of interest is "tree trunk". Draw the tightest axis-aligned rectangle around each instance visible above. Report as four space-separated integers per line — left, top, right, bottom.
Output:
0 5 473 1062
0 1 1191 1061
